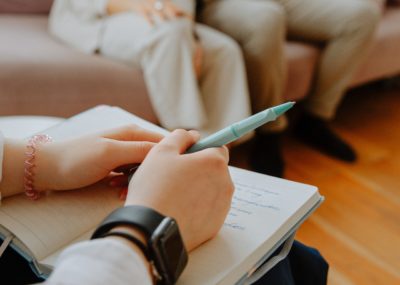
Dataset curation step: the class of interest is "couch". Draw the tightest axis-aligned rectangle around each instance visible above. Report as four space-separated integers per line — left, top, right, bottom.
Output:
1 2 400 124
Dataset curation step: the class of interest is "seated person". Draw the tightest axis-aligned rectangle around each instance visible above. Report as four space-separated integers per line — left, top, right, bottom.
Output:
198 0 382 176
0 126 328 284
49 0 252 136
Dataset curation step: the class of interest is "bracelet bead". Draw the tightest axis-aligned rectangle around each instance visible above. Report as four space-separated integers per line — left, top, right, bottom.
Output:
24 134 53 200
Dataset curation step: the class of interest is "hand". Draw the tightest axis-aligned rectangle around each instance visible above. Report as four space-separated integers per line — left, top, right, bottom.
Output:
138 0 191 25
126 129 234 251
107 0 191 25
34 125 163 191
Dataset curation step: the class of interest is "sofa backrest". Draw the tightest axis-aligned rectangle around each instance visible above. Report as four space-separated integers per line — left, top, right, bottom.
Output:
0 0 53 14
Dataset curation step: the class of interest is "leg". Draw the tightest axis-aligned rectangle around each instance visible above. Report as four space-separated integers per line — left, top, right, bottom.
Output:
194 24 252 135
288 241 329 285
100 14 207 131
199 0 288 176
199 0 287 132
278 0 381 119
253 241 328 285
277 0 381 161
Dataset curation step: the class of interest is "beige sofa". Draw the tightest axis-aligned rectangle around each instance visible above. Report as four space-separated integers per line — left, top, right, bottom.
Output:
1 3 400 123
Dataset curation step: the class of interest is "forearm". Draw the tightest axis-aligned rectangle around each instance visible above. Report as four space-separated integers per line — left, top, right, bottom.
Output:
0 138 26 198
47 237 153 285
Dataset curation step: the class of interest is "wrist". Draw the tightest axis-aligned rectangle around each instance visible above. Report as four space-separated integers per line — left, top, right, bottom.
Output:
105 226 153 278
0 138 26 197
92 205 188 284
32 143 59 191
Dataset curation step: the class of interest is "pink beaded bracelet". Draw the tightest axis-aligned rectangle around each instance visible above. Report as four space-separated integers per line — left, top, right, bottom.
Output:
24 134 53 200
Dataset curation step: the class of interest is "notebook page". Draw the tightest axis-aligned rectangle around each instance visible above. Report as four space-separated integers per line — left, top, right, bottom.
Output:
177 167 321 285
0 106 164 262
41 228 94 266
44 105 168 140
0 182 122 261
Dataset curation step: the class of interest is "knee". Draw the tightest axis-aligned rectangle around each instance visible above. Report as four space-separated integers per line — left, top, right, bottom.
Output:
342 1 381 37
251 2 286 35
214 34 244 63
221 37 243 60
159 18 193 42
243 1 286 50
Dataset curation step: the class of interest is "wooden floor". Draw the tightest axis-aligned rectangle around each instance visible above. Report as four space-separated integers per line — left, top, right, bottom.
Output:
230 81 400 285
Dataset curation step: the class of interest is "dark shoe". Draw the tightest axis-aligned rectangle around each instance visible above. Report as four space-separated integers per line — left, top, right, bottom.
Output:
249 132 285 178
294 113 357 162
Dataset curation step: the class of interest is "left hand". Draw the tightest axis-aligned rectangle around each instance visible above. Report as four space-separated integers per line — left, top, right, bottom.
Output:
34 125 163 191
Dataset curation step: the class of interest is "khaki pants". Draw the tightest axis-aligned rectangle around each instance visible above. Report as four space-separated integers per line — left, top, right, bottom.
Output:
100 15 251 136
199 0 381 131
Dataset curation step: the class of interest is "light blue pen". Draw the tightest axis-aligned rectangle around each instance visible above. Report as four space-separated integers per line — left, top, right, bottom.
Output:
186 102 295 153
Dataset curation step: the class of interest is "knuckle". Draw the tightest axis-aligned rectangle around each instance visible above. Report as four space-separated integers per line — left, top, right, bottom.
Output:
202 150 227 170
136 141 151 154
120 124 139 133
156 141 175 152
172 129 188 136
99 139 115 155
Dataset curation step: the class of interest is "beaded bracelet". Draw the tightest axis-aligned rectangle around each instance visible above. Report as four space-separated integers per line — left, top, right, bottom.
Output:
24 134 53 200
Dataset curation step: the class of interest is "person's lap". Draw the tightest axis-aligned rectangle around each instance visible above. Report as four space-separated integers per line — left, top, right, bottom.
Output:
0 238 328 285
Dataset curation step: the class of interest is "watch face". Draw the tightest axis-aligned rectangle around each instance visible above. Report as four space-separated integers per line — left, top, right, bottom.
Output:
151 218 188 284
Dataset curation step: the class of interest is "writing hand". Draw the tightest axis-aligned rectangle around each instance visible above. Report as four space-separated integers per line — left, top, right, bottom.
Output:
125 129 234 251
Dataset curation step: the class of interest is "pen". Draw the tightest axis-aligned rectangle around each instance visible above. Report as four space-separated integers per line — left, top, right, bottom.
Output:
186 101 295 153
125 102 294 182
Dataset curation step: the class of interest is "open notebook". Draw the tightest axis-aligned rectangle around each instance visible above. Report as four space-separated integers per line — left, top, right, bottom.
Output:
0 106 323 285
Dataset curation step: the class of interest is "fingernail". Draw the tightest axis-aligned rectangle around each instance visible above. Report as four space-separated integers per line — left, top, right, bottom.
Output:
119 188 128 200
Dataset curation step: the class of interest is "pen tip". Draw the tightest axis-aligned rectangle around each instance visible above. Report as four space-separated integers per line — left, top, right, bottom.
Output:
272 102 296 116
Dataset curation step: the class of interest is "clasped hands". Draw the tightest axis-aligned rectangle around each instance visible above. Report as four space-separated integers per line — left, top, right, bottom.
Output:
127 0 191 25
129 0 203 77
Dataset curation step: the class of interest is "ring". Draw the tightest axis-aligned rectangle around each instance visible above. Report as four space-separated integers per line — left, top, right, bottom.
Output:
154 0 164 11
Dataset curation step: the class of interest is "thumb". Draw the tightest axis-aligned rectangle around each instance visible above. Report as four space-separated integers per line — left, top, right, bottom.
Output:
156 129 200 154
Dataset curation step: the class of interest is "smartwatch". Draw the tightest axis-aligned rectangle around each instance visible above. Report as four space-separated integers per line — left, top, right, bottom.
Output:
91 205 188 285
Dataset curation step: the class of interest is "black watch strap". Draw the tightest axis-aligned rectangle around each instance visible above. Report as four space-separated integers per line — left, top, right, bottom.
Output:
91 205 188 285
91 205 166 240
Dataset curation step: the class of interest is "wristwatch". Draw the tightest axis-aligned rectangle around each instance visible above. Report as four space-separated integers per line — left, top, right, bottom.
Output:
91 205 188 285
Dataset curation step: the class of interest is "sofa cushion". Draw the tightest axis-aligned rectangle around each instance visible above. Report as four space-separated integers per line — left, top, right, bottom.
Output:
0 0 53 14
284 42 319 101
351 7 400 86
0 14 157 122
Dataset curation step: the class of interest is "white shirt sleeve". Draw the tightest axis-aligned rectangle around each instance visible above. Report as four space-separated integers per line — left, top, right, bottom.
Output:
45 238 153 285
0 131 4 203
49 0 109 53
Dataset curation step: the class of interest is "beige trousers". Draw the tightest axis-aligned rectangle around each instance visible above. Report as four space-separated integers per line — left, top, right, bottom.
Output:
199 0 381 131
99 14 251 136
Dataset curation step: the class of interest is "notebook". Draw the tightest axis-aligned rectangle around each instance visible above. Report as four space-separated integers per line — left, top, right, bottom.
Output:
0 105 323 285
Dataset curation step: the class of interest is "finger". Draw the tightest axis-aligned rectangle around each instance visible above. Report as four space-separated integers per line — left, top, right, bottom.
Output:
113 163 139 174
119 187 128 200
190 146 230 164
101 125 164 143
172 6 189 18
164 6 177 20
156 129 198 154
188 130 201 141
109 175 129 187
152 6 166 21
141 8 154 26
108 140 157 166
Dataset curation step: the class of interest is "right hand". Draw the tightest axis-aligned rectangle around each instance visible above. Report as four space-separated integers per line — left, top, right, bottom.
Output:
125 129 234 251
